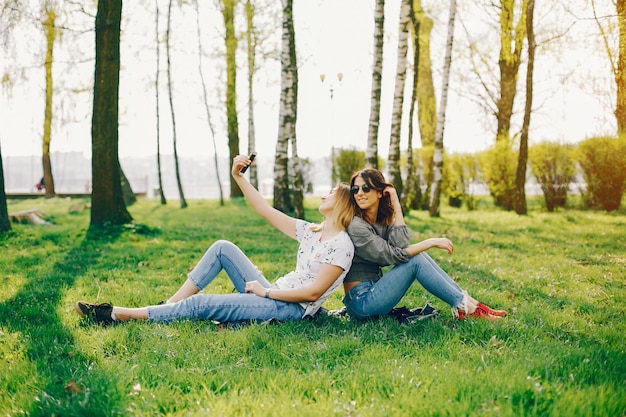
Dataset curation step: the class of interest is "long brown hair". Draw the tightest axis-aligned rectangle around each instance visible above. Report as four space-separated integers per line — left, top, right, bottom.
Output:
349 168 395 225
310 183 355 232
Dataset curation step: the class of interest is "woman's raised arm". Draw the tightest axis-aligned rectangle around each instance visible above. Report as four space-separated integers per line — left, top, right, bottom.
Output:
231 154 297 239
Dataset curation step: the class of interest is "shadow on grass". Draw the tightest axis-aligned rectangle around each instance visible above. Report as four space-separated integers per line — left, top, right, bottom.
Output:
0 229 128 416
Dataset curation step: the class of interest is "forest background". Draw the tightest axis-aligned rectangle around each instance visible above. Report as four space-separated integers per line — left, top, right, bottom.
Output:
0 0 621 206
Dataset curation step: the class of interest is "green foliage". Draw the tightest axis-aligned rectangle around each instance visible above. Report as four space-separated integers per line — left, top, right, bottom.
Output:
331 147 366 184
1 197 625 416
529 142 577 212
576 136 626 211
446 152 481 210
404 145 434 210
479 140 518 210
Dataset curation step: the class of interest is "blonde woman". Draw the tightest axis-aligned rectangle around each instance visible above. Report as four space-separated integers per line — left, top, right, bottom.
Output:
76 154 354 325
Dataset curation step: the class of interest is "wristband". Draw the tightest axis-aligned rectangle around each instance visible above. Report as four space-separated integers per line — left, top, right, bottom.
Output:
264 288 271 298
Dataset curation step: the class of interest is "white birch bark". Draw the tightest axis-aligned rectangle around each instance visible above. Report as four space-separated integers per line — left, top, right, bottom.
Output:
273 0 296 213
429 0 456 217
388 0 411 195
366 0 385 168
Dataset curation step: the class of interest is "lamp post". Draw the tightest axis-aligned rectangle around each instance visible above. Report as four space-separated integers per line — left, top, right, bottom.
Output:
320 73 343 186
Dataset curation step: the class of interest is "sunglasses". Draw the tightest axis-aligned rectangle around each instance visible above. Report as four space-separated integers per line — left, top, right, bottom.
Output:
351 184 372 194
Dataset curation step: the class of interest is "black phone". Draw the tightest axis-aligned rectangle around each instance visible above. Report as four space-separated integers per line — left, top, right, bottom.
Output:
240 152 256 174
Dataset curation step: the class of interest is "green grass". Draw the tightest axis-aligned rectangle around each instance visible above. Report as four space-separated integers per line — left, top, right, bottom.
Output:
1 197 625 416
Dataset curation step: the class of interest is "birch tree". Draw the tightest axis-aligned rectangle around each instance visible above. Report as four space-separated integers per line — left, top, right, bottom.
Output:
366 0 385 169
154 0 166 205
387 0 411 197
401 1 420 213
166 0 187 208
245 0 259 189
195 0 224 205
429 0 457 217
273 0 298 215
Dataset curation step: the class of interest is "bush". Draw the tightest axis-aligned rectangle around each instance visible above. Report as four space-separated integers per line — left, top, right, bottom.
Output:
529 142 576 211
403 146 434 210
479 140 518 210
331 147 366 184
446 152 481 210
576 137 626 211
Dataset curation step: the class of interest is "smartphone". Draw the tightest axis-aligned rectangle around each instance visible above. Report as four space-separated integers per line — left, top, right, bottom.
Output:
240 152 256 174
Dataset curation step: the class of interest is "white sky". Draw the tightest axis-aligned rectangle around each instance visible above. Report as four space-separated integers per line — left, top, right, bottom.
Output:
0 0 617 162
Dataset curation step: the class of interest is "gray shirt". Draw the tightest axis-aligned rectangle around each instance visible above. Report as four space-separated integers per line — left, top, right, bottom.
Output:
344 216 412 282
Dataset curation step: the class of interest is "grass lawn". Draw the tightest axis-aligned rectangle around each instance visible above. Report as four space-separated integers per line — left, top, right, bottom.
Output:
1 196 625 416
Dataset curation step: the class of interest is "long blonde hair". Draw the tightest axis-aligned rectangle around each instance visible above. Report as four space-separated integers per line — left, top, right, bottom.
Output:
310 183 355 232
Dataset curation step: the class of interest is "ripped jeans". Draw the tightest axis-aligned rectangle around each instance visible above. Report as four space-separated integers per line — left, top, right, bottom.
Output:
343 252 464 320
147 240 305 323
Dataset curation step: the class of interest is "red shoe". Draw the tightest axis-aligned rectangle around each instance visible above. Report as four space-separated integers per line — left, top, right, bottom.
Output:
477 302 507 317
457 305 501 321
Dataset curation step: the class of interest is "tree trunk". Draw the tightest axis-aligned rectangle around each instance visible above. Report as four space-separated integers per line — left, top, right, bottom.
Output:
166 0 188 208
222 0 242 198
413 0 436 148
429 0 456 217
42 5 56 198
0 143 10 233
90 0 132 228
366 0 385 169
496 0 527 143
195 0 224 206
245 0 259 189
388 0 411 197
273 0 296 214
155 0 166 205
514 0 535 215
401 0 421 213
616 0 626 135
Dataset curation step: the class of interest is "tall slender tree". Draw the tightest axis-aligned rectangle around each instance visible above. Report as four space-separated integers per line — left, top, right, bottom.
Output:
166 0 187 208
387 0 411 198
154 0 166 205
366 0 385 169
413 0 436 148
400 0 421 213
41 1 56 198
273 0 298 215
195 0 224 205
514 0 535 215
245 0 259 189
221 0 242 198
90 0 132 228
593 0 626 136
429 0 457 217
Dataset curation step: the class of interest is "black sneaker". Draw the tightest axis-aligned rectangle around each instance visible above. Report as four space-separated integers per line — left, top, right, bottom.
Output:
75 301 114 325
388 303 439 324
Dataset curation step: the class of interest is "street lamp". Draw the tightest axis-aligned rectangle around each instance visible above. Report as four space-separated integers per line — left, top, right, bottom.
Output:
320 72 343 186
320 72 343 99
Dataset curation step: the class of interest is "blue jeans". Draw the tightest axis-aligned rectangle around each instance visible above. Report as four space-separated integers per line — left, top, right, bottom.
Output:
147 240 305 323
343 252 465 320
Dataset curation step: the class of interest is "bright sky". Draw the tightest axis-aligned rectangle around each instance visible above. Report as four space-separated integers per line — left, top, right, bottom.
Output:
0 0 617 161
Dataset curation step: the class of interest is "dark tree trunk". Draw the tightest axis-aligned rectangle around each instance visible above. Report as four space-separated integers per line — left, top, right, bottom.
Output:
0 143 11 233
90 0 132 228
514 0 535 215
